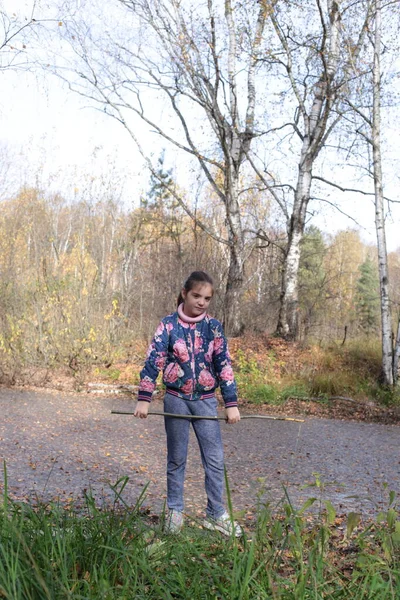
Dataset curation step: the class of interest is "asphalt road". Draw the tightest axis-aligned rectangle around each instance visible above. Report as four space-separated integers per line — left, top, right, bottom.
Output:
0 388 399 519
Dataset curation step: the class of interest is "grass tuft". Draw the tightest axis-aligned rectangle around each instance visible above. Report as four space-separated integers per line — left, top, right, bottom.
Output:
0 468 399 599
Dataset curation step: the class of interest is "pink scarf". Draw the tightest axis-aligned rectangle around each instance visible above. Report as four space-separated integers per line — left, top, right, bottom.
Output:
178 303 207 323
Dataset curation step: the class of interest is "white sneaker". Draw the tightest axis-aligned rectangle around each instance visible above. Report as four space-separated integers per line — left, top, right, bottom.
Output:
164 510 184 534
203 511 243 538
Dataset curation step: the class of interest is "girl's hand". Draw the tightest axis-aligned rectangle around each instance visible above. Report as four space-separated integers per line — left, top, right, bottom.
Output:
225 407 240 424
134 401 150 419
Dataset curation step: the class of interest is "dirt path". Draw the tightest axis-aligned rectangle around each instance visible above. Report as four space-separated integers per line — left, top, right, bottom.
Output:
0 388 399 520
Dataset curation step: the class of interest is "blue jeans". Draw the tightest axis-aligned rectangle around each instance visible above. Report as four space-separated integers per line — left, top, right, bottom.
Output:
164 393 225 519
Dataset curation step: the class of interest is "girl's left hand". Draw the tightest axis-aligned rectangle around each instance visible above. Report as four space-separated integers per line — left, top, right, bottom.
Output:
134 401 150 419
225 407 240 424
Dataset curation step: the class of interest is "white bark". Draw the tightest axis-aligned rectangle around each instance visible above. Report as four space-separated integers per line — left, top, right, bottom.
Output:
223 163 245 335
372 0 393 386
278 228 303 339
275 1 342 339
393 319 400 385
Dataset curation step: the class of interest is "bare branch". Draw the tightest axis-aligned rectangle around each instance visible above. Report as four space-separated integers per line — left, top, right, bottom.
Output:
72 78 231 246
224 0 238 127
270 12 307 121
246 152 289 220
310 196 370 229
244 2 267 136
244 228 286 253
345 98 373 127
312 174 398 203
207 0 221 107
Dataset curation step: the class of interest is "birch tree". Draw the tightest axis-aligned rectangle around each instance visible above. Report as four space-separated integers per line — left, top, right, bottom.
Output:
53 0 273 336
344 0 400 385
371 0 393 384
248 0 372 339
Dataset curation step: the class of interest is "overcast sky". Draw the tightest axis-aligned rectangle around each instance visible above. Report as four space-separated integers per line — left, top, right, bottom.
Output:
1 0 399 251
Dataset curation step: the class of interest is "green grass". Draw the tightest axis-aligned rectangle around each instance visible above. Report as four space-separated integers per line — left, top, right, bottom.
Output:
233 337 400 408
0 466 399 599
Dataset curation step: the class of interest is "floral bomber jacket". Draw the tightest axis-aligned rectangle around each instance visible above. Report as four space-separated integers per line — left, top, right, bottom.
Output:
138 311 238 408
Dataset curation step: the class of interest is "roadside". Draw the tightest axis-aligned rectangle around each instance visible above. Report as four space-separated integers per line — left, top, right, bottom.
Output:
7 375 400 425
3 334 399 426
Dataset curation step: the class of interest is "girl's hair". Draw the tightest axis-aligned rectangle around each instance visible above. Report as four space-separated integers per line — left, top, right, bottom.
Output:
177 271 214 307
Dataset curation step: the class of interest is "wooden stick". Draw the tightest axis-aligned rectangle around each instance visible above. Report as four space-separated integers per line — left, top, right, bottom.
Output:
111 410 304 422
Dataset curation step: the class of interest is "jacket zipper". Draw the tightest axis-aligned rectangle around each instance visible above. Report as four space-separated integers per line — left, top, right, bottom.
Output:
190 324 196 399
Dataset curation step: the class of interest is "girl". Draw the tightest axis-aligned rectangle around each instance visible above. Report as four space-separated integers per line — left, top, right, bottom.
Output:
134 271 241 536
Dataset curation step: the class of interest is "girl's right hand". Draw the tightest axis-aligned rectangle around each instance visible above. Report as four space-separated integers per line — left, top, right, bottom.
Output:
134 401 150 419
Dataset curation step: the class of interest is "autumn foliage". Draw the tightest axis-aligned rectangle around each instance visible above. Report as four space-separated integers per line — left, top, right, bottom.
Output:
0 188 399 388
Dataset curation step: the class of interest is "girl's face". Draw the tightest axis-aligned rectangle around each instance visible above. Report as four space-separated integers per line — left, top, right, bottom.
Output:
182 283 213 318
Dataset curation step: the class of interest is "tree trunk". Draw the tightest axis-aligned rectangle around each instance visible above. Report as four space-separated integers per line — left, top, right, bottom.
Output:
277 164 312 340
372 0 393 386
224 245 245 337
223 165 245 337
393 319 400 385
277 228 302 340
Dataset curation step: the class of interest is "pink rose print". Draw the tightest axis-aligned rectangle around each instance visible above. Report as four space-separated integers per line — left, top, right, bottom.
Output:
198 369 216 390
219 365 234 382
194 332 203 354
213 337 224 355
164 362 184 383
181 379 194 394
155 354 167 369
155 322 165 337
139 377 155 392
166 322 174 334
173 339 190 362
204 340 214 362
178 317 189 328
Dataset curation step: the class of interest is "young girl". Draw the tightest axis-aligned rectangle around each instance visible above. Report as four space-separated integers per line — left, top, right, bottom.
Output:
134 271 241 536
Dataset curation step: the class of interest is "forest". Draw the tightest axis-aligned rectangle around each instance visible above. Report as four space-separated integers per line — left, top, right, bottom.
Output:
1 0 400 394
0 184 399 399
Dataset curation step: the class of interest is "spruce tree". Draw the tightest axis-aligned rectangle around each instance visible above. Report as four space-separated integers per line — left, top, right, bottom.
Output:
355 256 380 335
298 226 327 337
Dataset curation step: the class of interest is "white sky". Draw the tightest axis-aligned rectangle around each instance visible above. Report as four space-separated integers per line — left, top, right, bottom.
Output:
0 67 145 197
1 0 399 252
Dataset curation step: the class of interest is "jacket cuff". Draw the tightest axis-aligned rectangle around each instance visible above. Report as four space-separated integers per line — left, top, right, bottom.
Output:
137 390 152 402
224 400 238 408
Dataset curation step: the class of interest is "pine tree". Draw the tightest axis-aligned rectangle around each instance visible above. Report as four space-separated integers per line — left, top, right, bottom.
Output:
144 152 186 274
146 152 175 210
355 256 380 335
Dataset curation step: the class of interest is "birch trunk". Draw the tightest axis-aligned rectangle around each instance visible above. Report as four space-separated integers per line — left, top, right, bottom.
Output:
277 163 312 339
393 319 400 385
273 0 342 340
224 246 245 336
223 165 245 336
372 0 393 385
